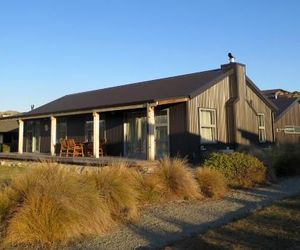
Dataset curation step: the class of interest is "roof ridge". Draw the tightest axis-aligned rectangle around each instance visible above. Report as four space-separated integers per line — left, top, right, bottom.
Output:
65 68 223 97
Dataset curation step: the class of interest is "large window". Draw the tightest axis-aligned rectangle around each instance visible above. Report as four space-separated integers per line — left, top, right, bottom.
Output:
258 113 266 143
155 109 169 159
56 119 67 142
199 108 217 144
84 120 106 142
85 121 93 142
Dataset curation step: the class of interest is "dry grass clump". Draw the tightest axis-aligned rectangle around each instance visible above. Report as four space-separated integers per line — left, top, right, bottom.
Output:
195 167 227 199
89 161 140 223
149 157 201 201
0 165 114 247
133 172 163 203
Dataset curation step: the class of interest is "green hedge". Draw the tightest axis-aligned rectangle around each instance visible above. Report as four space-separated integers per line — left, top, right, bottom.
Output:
204 152 267 188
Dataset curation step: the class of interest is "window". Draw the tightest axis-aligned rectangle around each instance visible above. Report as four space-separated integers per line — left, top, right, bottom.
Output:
56 119 67 142
258 113 266 143
199 108 217 144
85 121 93 142
100 120 106 142
84 120 106 142
284 126 300 134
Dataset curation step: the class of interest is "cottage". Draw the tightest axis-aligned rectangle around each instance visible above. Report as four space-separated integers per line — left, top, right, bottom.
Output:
6 60 276 160
262 90 300 144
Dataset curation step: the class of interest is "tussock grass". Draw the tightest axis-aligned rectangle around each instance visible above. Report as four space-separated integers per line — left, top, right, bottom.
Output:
1 165 114 247
133 172 163 203
150 157 202 201
89 161 140 223
195 167 227 199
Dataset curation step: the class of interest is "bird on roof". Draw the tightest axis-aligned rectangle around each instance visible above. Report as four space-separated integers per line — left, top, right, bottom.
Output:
228 52 235 63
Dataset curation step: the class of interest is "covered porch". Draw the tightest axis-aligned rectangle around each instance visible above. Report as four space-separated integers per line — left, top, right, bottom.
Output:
17 102 172 161
0 152 155 167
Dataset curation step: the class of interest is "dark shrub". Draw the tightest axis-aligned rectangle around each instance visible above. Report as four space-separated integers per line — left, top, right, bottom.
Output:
268 144 300 176
204 152 267 188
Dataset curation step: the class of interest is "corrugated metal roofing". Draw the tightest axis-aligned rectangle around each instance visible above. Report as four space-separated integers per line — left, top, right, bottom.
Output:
23 68 229 117
0 120 18 133
272 97 299 119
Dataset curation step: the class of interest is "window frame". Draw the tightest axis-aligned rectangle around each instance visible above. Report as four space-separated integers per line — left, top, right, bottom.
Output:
84 119 107 143
56 119 67 143
257 113 266 143
284 125 300 134
198 108 217 144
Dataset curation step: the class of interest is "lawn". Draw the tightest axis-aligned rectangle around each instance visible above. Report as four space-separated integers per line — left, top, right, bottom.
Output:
166 195 300 250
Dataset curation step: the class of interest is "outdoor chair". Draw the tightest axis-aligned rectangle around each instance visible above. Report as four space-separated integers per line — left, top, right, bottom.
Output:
66 139 84 157
59 138 68 157
83 141 104 157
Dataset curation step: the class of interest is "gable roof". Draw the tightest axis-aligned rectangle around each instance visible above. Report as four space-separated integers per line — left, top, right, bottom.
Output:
21 68 232 118
246 77 278 110
271 97 300 120
0 120 18 133
261 89 289 95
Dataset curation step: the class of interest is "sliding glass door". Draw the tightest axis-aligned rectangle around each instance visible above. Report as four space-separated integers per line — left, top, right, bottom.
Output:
25 121 41 153
124 111 147 159
155 109 169 159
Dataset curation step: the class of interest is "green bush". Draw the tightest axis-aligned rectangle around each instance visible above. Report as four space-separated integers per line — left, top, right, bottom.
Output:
204 152 267 188
267 145 300 176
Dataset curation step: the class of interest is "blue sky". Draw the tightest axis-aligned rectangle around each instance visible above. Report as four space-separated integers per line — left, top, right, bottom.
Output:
0 0 299 112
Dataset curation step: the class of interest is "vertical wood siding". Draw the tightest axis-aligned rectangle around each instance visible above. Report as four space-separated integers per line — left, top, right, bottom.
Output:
168 102 188 157
105 111 124 156
187 76 231 145
275 102 300 144
187 66 274 151
235 78 274 145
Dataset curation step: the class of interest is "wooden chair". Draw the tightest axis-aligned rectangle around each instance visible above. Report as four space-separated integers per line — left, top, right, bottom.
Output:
66 139 84 157
59 138 68 157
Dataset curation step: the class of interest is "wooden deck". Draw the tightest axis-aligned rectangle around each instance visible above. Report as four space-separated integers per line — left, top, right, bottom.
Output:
0 153 157 167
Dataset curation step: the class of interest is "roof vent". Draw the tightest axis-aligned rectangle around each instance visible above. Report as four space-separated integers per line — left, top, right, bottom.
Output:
31 104 34 110
228 52 235 63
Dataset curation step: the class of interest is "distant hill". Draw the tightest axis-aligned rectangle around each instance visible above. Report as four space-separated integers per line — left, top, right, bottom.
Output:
0 111 20 118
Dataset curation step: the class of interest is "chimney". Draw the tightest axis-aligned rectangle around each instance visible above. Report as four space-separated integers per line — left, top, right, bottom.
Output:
31 104 34 110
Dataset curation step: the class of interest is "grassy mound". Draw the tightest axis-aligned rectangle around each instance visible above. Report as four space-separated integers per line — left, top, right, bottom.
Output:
0 165 114 247
150 157 201 200
89 161 140 223
195 167 227 199
204 152 267 188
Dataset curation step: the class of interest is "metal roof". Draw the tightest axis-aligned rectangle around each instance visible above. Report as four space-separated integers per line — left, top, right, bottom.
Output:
0 120 18 133
22 68 230 117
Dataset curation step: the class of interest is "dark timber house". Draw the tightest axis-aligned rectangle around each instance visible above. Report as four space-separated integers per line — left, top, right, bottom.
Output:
9 61 276 161
262 89 300 144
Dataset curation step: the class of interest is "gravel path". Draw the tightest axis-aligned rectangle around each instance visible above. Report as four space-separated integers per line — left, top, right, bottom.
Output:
68 177 300 250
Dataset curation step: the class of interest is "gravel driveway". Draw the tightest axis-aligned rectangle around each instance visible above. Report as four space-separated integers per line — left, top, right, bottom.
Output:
68 177 300 250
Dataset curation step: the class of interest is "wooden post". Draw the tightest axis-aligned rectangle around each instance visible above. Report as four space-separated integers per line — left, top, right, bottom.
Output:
147 104 155 160
18 120 24 154
50 116 57 156
93 112 100 158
